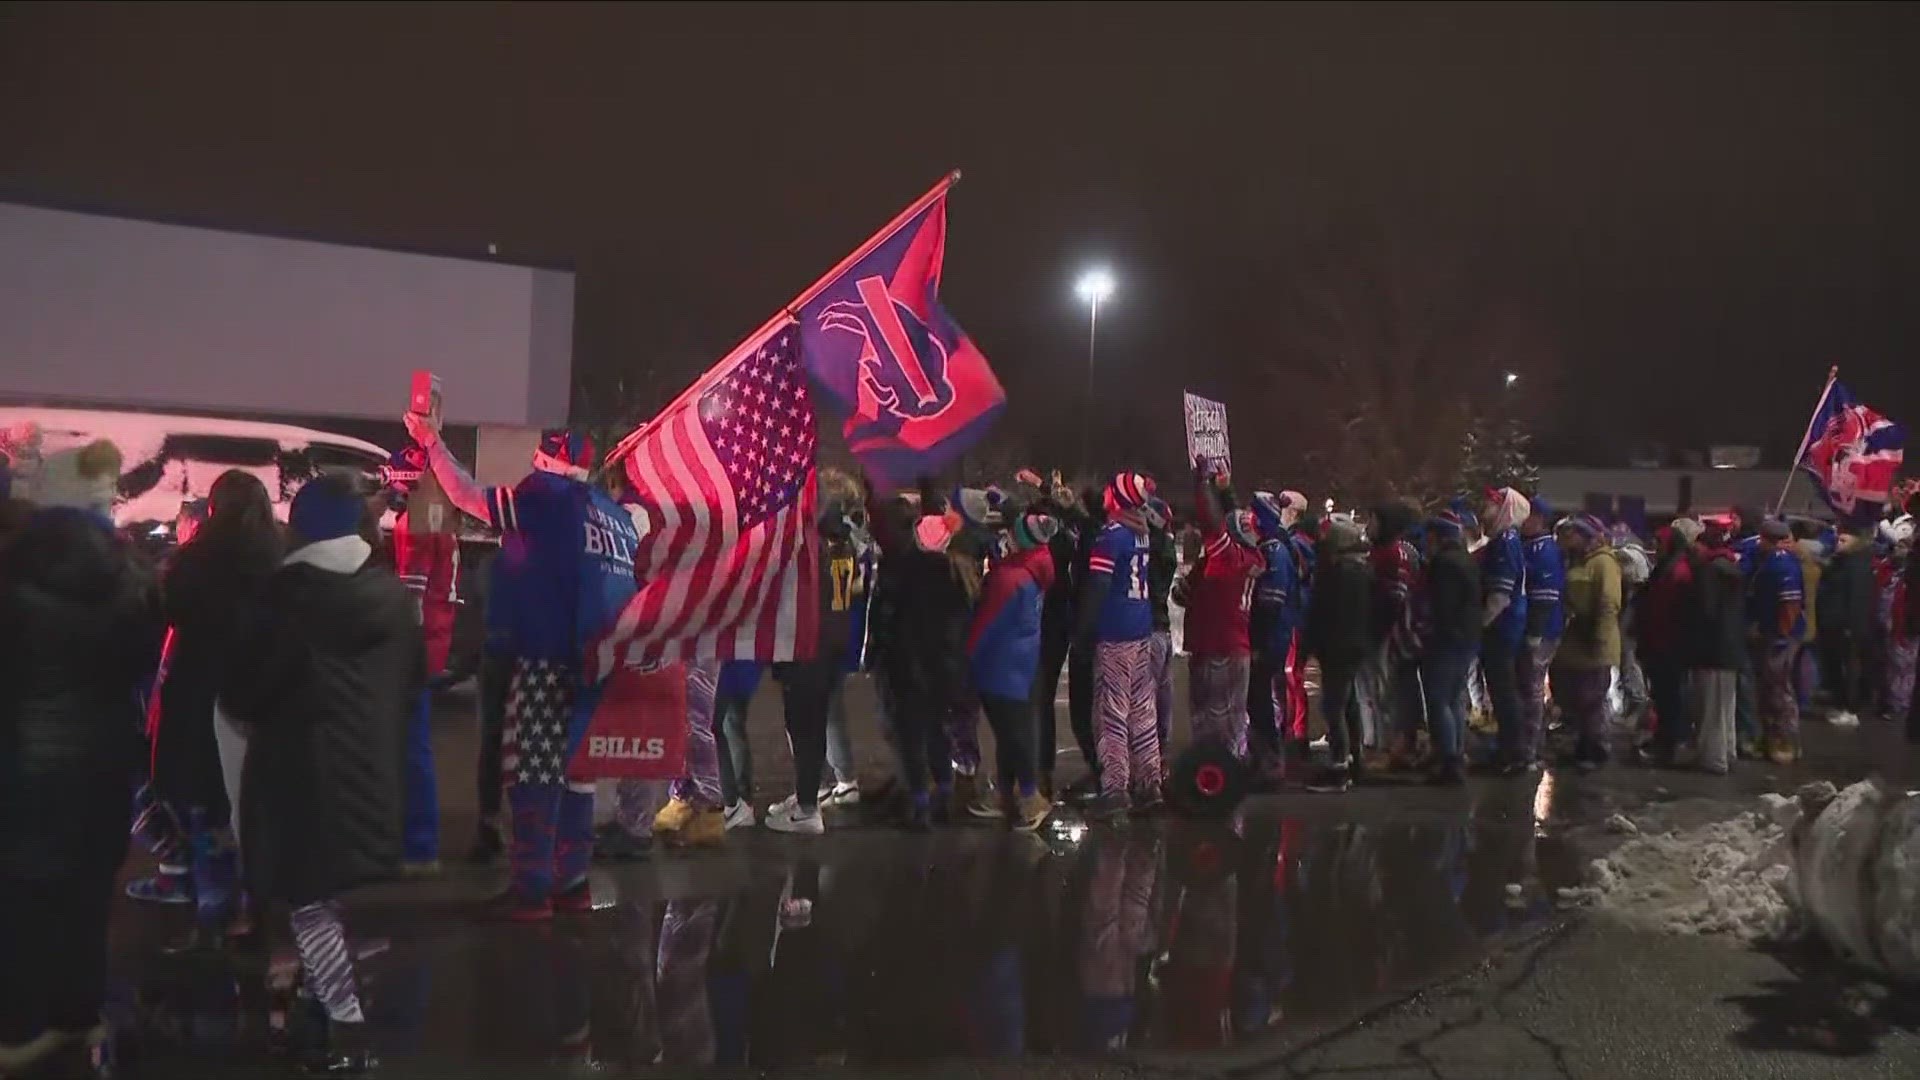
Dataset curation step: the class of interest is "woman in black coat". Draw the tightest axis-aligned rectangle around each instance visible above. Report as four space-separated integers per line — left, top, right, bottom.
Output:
128 470 283 906
221 474 422 1067
0 505 161 1072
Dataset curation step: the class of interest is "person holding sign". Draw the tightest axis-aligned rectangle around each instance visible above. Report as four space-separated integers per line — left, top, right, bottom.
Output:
1180 457 1265 760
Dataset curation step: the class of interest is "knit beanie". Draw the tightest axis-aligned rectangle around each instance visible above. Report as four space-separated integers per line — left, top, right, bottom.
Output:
35 440 121 516
1670 517 1706 545
290 472 367 544
1013 510 1059 551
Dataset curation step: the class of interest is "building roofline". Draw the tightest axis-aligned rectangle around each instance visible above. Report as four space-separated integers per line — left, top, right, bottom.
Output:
0 188 575 274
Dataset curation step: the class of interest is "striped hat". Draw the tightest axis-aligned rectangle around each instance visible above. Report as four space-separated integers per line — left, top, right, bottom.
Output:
1145 496 1172 530
1106 471 1154 511
1427 509 1468 538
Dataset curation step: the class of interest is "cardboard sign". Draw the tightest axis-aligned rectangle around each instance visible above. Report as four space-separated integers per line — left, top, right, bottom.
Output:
567 662 690 781
1183 392 1232 472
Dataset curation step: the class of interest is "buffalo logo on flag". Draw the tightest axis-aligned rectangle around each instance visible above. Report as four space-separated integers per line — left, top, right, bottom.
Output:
801 194 1004 490
1799 380 1905 525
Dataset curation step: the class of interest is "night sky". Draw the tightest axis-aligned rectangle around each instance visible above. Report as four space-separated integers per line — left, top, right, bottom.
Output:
4 3 1917 476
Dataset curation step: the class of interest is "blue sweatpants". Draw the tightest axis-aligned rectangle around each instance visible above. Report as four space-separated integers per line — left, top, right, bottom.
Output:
404 690 439 863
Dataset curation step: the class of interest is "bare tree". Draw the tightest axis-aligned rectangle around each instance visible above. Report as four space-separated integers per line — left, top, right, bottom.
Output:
1240 222 1556 508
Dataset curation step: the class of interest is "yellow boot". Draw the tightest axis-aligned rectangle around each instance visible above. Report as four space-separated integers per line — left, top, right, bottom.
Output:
672 808 728 848
651 796 695 837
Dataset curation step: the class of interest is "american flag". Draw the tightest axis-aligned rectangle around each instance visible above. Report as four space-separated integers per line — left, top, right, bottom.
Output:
589 327 818 675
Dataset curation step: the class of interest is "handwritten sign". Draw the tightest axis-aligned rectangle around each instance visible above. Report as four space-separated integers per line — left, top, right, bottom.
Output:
1183 392 1231 472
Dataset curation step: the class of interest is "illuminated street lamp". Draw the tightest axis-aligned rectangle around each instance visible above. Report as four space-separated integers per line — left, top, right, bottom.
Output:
1076 268 1115 472
1504 371 1520 388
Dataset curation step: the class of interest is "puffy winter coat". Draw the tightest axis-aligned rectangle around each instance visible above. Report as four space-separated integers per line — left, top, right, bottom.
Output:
0 508 161 881
1421 544 1483 657
1559 544 1623 669
1304 530 1375 668
883 546 974 699
967 544 1056 702
1819 535 1878 643
224 539 424 906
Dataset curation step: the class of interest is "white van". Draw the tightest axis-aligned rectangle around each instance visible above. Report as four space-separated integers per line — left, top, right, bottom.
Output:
0 407 392 533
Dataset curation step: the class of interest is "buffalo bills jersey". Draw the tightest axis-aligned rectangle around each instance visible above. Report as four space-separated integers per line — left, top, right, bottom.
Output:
487 471 640 664
1185 532 1265 657
1087 521 1154 642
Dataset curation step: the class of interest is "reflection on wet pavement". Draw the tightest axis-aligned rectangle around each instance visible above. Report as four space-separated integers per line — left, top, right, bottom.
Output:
105 796 1581 1075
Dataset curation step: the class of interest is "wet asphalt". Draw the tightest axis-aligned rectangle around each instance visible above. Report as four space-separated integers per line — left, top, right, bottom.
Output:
100 670 1920 1079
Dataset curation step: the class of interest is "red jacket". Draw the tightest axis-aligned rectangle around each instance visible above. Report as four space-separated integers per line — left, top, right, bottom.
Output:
393 520 459 674
1637 553 1693 660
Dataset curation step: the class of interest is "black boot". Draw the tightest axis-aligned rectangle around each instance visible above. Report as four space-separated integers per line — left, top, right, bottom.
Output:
304 1019 377 1076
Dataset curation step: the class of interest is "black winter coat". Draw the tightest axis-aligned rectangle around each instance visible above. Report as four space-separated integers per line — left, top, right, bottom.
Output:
153 531 281 825
1819 538 1878 643
881 548 973 699
1684 549 1747 671
0 509 161 881
1305 551 1374 668
1422 546 1483 656
224 549 423 906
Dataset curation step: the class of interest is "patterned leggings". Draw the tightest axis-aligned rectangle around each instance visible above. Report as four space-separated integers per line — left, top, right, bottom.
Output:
1756 643 1800 752
1095 639 1162 800
1188 655 1251 761
668 661 723 809
290 899 363 1024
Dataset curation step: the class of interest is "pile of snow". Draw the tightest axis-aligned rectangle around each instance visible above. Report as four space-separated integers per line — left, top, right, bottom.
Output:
1562 781 1920 980
1560 805 1795 941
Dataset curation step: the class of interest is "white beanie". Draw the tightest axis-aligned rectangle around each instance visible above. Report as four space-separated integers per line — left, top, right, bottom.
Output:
33 440 122 515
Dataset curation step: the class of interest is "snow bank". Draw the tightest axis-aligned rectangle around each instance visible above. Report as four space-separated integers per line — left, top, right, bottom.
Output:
1562 781 1920 981
1560 806 1794 942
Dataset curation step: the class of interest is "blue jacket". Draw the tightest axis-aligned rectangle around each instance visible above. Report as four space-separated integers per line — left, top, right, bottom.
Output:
1523 534 1566 641
1286 529 1316 631
1479 528 1529 648
967 546 1055 702
1747 547 1806 643
1252 536 1300 653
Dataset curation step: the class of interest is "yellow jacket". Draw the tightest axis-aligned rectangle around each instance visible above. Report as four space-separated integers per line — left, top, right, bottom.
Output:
1560 544 1623 669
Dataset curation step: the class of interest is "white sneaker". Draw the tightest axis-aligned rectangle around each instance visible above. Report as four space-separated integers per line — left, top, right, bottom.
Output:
765 803 825 835
723 800 756 830
819 780 861 808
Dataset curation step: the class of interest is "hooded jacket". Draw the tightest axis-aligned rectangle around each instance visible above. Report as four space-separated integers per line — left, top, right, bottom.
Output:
224 537 424 906
967 544 1056 701
1304 523 1375 668
1559 541 1623 669
0 508 161 881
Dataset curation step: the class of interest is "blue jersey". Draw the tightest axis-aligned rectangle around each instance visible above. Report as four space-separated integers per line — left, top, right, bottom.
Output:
1523 534 1566 640
1252 537 1300 652
1747 547 1805 642
487 472 640 664
1087 521 1153 642
1478 528 1529 647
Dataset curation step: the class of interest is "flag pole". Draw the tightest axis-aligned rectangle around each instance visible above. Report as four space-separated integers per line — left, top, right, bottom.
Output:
605 170 963 465
1772 364 1839 517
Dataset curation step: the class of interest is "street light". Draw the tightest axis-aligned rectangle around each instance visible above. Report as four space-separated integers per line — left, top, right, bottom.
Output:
1503 371 1520 388
1076 269 1115 472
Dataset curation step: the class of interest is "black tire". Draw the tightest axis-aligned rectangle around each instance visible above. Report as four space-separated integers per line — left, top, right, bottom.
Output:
1168 741 1249 816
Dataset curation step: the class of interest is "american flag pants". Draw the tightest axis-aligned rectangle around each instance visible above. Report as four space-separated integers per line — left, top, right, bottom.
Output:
1188 654 1251 761
1095 639 1162 799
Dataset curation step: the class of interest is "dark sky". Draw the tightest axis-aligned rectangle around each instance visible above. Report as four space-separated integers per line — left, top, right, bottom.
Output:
4 2 1917 471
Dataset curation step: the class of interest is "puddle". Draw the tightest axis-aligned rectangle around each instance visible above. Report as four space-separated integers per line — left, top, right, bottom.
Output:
104 812 1580 1074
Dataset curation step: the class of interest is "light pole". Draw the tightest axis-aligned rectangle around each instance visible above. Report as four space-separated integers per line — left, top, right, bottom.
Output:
1076 268 1115 475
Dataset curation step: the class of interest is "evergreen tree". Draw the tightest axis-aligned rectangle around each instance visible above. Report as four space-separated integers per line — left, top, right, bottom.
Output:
1458 410 1539 497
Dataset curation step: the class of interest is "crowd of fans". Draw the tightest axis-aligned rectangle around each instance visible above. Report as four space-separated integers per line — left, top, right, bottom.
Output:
3 432 1917 1076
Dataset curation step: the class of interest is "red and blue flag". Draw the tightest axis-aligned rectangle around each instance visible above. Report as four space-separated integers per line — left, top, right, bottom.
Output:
800 190 1004 490
1799 379 1905 527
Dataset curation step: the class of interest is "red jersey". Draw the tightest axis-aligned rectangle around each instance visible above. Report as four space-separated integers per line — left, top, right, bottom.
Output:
1184 531 1265 657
